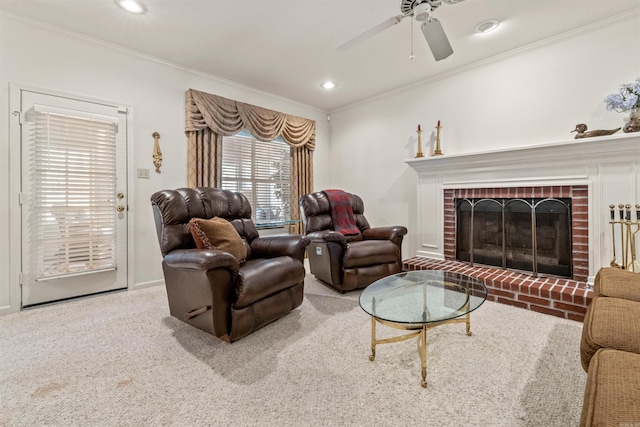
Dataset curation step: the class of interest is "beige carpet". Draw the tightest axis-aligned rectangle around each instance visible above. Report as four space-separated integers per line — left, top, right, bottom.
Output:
0 273 586 426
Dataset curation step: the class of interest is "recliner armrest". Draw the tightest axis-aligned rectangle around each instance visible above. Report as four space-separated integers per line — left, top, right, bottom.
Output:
362 226 408 242
306 230 348 246
163 248 240 273
250 235 311 261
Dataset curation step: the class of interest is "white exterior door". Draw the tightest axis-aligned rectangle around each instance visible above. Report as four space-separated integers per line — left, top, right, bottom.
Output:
20 90 128 307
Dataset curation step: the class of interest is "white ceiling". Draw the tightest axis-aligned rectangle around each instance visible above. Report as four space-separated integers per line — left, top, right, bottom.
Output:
2 0 640 112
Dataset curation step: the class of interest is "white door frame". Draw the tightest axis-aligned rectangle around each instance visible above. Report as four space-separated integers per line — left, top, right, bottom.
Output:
7 83 135 313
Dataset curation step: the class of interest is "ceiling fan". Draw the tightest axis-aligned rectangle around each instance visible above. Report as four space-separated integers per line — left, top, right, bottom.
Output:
336 0 465 61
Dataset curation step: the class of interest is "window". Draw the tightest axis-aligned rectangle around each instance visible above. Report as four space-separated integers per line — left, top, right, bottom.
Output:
25 104 118 280
221 130 291 228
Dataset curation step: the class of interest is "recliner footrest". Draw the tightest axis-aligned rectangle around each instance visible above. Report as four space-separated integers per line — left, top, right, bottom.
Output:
342 240 399 269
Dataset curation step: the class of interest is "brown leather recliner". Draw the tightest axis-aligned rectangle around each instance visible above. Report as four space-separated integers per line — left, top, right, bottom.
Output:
299 190 407 293
151 187 310 342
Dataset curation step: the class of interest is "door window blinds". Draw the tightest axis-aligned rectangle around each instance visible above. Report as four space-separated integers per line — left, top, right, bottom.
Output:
221 131 291 227
25 105 119 280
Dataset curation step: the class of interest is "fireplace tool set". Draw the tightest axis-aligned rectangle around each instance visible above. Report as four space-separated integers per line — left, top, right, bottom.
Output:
609 204 640 272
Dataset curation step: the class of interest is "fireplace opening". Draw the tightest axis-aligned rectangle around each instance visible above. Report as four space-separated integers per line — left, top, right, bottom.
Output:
456 198 572 278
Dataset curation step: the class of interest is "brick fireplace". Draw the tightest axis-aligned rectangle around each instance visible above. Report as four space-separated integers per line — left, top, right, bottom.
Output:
444 185 589 282
404 133 640 321
404 185 591 321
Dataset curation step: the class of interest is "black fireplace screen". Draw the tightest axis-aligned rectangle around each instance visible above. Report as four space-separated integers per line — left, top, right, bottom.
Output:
456 198 572 278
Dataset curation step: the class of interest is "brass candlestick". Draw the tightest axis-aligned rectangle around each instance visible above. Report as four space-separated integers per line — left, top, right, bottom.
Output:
433 122 443 156
415 127 424 158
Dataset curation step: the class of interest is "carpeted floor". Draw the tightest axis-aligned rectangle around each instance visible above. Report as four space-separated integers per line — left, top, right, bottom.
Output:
0 273 587 426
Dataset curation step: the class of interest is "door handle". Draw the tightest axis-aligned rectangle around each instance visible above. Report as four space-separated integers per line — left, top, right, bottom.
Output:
116 205 125 212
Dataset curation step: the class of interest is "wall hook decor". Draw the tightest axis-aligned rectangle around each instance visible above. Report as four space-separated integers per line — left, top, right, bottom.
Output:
152 131 162 173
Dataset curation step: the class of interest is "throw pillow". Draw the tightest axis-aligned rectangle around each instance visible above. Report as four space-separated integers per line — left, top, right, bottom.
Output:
189 217 247 263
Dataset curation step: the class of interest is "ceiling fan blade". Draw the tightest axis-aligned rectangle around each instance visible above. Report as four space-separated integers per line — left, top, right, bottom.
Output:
336 14 406 52
420 18 453 61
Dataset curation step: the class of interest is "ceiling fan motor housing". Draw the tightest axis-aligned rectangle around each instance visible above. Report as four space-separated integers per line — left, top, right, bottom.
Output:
402 0 444 19
413 3 432 21
402 0 462 16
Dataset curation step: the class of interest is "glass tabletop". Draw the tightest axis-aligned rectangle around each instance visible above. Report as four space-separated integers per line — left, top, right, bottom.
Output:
359 270 488 324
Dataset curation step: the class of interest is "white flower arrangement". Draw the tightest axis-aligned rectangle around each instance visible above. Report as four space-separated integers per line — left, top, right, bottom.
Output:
604 76 640 112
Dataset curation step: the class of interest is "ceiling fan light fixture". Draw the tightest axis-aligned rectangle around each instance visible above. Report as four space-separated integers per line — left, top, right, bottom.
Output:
115 0 146 14
414 3 432 22
421 18 453 61
475 19 500 34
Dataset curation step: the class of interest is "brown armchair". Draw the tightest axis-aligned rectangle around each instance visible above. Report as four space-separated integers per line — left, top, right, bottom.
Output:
299 190 407 293
151 187 310 342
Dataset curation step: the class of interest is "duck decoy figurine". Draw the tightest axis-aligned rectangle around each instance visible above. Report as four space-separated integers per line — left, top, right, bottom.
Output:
571 123 621 139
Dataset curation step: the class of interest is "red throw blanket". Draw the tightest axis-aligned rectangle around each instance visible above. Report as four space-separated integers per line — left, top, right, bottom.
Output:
324 189 360 235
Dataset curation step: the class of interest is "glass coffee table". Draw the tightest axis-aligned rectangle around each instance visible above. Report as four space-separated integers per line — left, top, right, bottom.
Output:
359 270 488 387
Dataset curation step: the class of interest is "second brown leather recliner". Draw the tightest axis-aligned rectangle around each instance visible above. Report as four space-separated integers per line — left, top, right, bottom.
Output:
299 190 407 293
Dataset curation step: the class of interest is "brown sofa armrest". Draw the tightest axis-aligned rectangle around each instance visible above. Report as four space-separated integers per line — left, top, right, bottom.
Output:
362 226 408 242
163 248 240 273
306 230 348 245
594 267 640 302
250 235 311 262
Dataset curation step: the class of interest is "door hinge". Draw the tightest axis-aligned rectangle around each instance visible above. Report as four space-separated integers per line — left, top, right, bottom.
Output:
18 272 23 286
19 192 24 205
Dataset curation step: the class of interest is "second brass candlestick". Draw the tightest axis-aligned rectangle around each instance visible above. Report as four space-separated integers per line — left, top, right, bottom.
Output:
433 123 443 156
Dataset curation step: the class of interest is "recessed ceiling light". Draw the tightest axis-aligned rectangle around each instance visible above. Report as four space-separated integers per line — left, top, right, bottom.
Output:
322 81 336 90
115 0 146 14
475 19 500 34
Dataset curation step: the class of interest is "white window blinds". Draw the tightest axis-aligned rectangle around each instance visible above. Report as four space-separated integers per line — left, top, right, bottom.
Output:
25 105 119 280
221 131 291 227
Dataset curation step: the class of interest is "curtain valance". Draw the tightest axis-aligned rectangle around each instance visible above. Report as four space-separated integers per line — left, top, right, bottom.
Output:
185 88 315 150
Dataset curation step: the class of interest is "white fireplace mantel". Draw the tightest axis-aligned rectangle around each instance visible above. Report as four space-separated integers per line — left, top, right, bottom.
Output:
405 133 640 283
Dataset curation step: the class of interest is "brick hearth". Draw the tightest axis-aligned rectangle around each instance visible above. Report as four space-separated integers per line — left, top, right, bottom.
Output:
403 257 593 322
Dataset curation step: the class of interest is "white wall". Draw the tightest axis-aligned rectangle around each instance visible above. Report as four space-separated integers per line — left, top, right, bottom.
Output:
328 12 640 259
1 10 639 312
0 14 330 313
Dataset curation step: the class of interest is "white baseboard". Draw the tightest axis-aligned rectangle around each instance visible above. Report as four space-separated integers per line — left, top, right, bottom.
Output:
133 279 164 290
